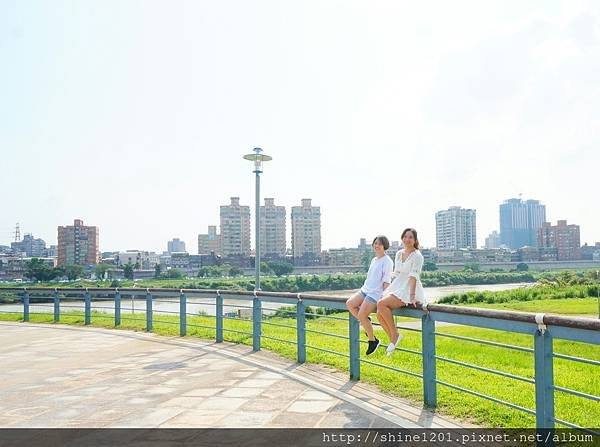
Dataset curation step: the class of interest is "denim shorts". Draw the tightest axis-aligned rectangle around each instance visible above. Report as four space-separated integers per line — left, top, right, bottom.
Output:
359 290 378 304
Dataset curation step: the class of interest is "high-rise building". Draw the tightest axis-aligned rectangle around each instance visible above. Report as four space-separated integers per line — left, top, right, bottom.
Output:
291 199 321 261
11 234 47 257
259 198 286 257
57 219 100 266
167 238 186 254
435 206 477 249
538 220 581 261
500 198 546 249
484 231 501 249
220 197 251 257
198 225 222 255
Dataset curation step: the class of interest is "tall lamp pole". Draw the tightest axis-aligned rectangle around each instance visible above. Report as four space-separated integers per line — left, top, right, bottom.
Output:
243 148 272 291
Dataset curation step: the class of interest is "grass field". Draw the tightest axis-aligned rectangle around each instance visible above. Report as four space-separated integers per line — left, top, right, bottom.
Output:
1 297 598 429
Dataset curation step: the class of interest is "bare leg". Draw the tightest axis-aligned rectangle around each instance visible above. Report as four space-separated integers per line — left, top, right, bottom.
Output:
345 291 364 320
357 300 377 340
377 295 406 343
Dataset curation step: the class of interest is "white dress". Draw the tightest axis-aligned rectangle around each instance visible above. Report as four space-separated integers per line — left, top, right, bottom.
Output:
383 249 426 304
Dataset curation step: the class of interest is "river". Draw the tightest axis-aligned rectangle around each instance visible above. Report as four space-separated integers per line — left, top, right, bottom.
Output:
0 282 531 318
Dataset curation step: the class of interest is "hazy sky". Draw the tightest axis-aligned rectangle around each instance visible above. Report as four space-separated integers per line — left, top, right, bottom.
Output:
1 0 599 253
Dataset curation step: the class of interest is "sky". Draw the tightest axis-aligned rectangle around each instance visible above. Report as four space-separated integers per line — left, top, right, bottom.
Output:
1 0 599 253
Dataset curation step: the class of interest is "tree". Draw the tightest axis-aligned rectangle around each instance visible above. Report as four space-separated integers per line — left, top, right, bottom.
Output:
162 268 184 279
361 250 372 273
463 262 481 273
122 262 134 281
63 264 85 281
24 258 58 282
94 263 111 280
260 262 271 274
423 261 438 271
516 262 529 272
229 266 243 277
267 261 294 276
154 263 162 279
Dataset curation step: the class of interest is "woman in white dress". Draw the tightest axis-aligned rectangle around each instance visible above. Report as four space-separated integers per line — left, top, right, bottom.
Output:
376 228 426 357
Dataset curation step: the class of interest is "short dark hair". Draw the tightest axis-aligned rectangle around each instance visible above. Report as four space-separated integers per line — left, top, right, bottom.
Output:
372 235 390 251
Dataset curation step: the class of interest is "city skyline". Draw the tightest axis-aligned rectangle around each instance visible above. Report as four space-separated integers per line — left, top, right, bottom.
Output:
2 194 596 256
2 2 599 252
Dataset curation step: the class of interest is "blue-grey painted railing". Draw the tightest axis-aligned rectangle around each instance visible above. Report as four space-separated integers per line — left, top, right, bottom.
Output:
1 286 599 438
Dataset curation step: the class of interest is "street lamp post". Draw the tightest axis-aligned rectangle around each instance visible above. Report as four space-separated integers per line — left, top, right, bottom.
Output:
243 148 272 291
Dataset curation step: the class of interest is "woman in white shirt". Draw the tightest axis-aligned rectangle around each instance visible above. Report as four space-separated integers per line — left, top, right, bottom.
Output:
376 228 426 357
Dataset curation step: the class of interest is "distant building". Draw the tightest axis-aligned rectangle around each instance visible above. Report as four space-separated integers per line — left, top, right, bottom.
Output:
500 198 546 249
259 198 286 258
581 242 600 261
57 219 100 266
435 206 477 249
116 251 160 269
484 231 501 249
11 234 47 257
167 238 186 254
198 225 222 255
538 220 581 261
291 199 321 264
220 197 251 257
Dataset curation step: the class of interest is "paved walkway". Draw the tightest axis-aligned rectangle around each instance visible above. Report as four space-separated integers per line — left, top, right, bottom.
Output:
0 321 475 428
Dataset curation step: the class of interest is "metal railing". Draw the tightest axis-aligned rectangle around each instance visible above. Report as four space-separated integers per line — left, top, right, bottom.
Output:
1 286 599 438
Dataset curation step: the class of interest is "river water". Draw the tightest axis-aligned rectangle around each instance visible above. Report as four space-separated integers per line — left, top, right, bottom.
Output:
0 283 531 318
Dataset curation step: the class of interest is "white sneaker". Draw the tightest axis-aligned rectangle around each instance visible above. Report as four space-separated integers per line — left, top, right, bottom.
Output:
386 333 404 357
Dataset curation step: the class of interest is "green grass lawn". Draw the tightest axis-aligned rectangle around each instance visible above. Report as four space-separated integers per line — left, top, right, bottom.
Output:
0 300 598 429
453 297 599 316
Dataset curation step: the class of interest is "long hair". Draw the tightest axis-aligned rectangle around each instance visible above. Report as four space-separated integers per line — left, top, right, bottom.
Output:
401 228 419 250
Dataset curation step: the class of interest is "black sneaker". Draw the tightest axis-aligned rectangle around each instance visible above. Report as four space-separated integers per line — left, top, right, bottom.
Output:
366 337 380 356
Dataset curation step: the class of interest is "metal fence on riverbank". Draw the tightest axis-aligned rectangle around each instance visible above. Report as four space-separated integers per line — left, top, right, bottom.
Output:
2 287 599 439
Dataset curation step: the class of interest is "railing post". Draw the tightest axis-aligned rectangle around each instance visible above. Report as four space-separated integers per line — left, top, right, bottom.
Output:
297 299 306 364
216 291 223 343
114 289 121 326
23 289 29 322
534 325 555 438
179 290 186 336
422 313 437 408
349 315 360 380
53 288 60 322
252 295 261 351
84 289 91 325
146 289 152 332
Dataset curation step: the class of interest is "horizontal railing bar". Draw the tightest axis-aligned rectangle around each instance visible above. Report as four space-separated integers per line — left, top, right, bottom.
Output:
305 344 350 358
552 352 600 367
434 331 534 353
185 323 217 331
552 417 600 436
435 355 535 384
222 328 252 336
260 306 292 313
552 385 600 402
149 309 181 315
358 339 423 356
260 320 296 330
222 316 252 322
435 379 536 415
148 319 180 326
5 287 599 332
260 334 297 345
360 358 423 378
117 317 146 323
304 328 348 340
303 312 348 321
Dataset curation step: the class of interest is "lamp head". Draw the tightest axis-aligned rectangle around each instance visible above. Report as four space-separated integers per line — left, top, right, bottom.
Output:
243 147 272 172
